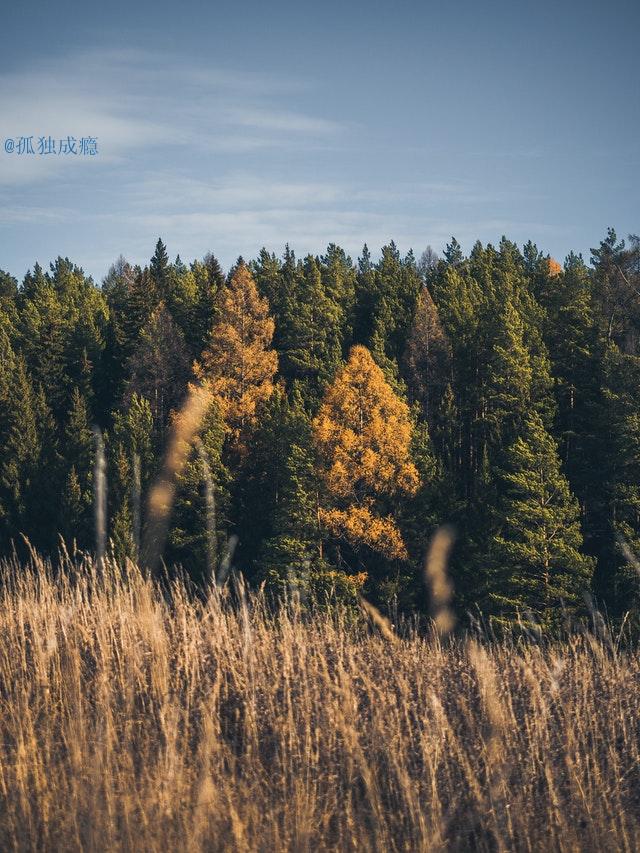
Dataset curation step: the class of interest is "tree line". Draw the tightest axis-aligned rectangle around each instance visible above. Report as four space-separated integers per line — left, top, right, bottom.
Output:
0 229 639 628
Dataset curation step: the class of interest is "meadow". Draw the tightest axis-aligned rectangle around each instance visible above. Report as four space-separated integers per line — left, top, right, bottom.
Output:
0 553 638 852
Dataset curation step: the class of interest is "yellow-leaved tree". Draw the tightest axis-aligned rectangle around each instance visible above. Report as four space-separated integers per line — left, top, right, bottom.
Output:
196 262 278 447
312 344 419 561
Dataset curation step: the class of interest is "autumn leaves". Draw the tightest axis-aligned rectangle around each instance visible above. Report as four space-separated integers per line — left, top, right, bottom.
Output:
313 346 419 561
194 264 277 447
195 262 422 567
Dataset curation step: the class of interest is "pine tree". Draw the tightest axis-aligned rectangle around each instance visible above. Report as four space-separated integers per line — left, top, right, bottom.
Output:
321 243 356 349
167 398 229 585
238 388 318 577
150 238 170 297
0 356 43 550
612 407 640 607
164 261 198 335
597 345 640 609
16 272 68 421
278 254 343 393
189 253 225 357
0 269 17 302
487 411 594 626
251 248 283 316
540 253 602 501
402 286 452 422
485 300 533 446
368 243 423 375
443 237 464 266
0 270 18 331
255 388 361 604
108 393 155 561
126 303 190 444
60 387 94 546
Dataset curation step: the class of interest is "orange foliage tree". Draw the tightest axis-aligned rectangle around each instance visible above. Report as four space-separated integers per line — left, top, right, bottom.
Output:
195 262 278 446
547 258 563 277
312 345 419 561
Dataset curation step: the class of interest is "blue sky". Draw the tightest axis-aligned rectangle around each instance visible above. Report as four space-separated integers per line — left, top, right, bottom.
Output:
1 0 638 282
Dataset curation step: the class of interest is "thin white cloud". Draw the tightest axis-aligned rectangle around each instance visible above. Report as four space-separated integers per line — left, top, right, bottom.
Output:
0 48 348 187
0 46 557 281
222 106 347 135
0 205 75 225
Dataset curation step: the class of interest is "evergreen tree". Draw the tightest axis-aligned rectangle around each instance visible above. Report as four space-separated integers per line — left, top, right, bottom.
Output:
189 253 225 357
443 237 464 266
60 387 94 547
487 411 594 626
485 300 533 446
150 238 170 297
277 254 343 394
126 303 190 444
402 286 452 423
108 393 155 561
167 398 229 585
590 229 640 351
237 387 319 578
0 356 43 550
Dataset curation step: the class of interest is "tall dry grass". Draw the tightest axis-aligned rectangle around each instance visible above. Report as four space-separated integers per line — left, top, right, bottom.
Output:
0 554 638 852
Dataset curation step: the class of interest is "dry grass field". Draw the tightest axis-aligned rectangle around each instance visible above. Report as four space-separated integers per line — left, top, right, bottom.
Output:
0 554 638 852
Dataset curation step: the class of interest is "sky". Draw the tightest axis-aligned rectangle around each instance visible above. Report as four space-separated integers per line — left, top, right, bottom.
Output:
0 0 638 283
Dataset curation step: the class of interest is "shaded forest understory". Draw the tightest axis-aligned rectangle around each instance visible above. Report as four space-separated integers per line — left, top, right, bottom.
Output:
1 229 639 628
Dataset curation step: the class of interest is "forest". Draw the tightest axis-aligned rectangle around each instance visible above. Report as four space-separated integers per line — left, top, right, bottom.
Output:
1 229 639 630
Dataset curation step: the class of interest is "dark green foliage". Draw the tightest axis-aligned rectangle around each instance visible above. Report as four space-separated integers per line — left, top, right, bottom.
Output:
236 387 320 579
0 353 46 550
150 238 170 295
166 400 230 585
108 393 155 561
125 303 190 445
189 253 225 357
60 388 94 547
486 412 594 626
2 227 640 628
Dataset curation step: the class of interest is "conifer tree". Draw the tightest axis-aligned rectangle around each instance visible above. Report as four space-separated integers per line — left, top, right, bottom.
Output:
189 253 225 356
251 248 283 316
367 243 423 375
254 386 367 604
109 393 155 560
17 272 68 420
321 243 356 348
60 387 94 546
485 300 533 446
402 286 452 422
278 254 343 393
126 303 190 444
443 237 464 266
196 262 277 448
120 266 158 354
100 257 136 416
313 345 419 569
0 270 18 330
590 228 640 351
238 387 320 580
167 398 229 584
0 355 43 549
487 411 594 625
150 238 170 297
